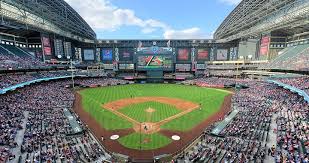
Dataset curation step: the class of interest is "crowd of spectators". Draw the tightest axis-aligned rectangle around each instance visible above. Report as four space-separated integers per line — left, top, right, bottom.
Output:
277 77 309 94
260 44 309 71
0 78 129 162
0 53 46 70
75 78 128 87
208 70 239 78
273 89 308 162
177 78 308 163
0 71 71 89
182 77 255 87
180 135 266 162
0 72 308 163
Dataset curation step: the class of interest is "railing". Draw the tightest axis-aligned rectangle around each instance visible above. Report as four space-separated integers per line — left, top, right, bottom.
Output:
268 80 309 103
0 75 86 94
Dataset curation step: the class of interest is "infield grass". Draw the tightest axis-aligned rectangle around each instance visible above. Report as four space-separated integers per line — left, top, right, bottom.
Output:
118 133 172 150
119 101 181 122
79 84 230 149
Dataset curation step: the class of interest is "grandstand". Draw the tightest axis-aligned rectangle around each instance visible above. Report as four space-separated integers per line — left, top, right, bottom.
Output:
261 42 309 71
0 0 308 162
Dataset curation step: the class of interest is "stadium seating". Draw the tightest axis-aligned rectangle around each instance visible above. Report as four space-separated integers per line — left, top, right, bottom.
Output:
0 78 130 162
0 71 70 89
0 73 308 162
1 44 34 59
277 77 309 94
177 78 309 163
0 45 46 69
261 44 309 71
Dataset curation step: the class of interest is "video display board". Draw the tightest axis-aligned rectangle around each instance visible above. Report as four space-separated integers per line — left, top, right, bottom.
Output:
137 55 172 70
197 49 209 61
101 49 113 61
83 49 95 61
216 49 228 61
119 48 134 61
136 46 173 70
177 48 190 61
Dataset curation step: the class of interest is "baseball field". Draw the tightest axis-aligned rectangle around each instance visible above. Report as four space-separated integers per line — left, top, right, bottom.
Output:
76 84 231 158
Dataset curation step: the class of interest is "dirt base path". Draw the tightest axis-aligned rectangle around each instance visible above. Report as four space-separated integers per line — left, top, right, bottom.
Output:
103 96 199 111
74 93 232 161
102 97 200 134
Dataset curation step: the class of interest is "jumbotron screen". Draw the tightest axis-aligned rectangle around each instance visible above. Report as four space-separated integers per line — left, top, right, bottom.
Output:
137 55 172 69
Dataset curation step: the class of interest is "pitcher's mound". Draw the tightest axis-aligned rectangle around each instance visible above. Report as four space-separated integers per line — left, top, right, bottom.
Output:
145 107 156 113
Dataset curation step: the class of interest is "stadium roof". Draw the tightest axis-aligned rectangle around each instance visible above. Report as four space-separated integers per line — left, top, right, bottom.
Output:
1 0 96 41
214 0 309 42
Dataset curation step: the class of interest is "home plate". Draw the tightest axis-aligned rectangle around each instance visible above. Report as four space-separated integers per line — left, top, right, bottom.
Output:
171 135 181 141
110 135 120 140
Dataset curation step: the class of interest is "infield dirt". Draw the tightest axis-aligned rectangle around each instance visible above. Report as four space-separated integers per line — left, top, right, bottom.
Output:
102 97 199 134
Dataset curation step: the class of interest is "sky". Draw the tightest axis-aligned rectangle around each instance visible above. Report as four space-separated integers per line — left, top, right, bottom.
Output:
64 0 241 39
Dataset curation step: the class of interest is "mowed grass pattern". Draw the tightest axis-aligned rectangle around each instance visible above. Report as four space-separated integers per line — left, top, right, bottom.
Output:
118 133 172 150
119 102 181 122
81 95 132 130
79 84 229 131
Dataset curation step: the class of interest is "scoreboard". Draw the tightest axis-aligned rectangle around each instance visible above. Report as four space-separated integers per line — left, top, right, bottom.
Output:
137 55 172 70
136 46 173 70
54 39 64 59
64 42 72 59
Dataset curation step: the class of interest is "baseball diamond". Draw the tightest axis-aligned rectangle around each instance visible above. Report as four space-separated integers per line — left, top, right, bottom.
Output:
74 84 233 159
1 0 309 162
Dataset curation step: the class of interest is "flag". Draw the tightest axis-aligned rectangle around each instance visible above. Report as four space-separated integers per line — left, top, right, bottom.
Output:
167 40 171 47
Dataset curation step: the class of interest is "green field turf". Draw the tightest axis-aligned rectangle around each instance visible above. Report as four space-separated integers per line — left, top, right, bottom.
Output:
81 95 133 130
79 84 230 150
119 101 181 122
118 133 172 150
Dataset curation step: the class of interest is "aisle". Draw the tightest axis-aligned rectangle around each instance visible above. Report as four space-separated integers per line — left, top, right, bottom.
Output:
9 111 29 163
264 113 278 163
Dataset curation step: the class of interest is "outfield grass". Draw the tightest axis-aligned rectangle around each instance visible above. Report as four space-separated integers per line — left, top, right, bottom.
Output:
118 133 172 150
80 84 229 130
79 84 230 149
81 95 132 130
119 101 181 122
